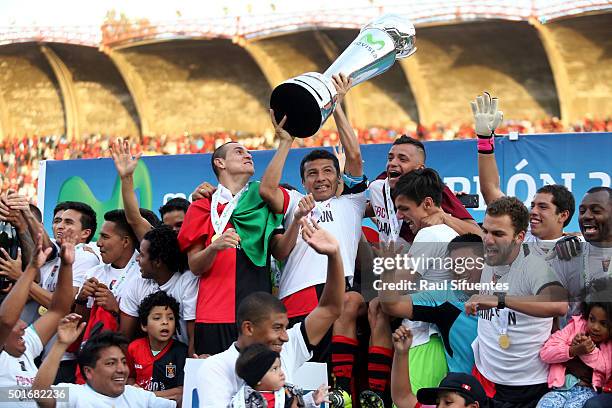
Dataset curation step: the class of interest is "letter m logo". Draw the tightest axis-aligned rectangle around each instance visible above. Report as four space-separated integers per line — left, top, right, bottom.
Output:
360 33 385 50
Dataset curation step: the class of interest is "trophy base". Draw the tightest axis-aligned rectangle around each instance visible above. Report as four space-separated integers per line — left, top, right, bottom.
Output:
270 72 336 138
270 82 323 138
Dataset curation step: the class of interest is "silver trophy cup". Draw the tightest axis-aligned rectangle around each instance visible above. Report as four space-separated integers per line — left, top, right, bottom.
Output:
270 14 416 137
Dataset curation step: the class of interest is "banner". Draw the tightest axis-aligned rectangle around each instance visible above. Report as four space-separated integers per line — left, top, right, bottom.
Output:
39 132 611 238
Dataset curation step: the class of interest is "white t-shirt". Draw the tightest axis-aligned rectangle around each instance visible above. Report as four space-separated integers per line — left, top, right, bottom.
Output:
0 326 43 406
84 252 140 308
402 224 458 347
120 271 198 344
368 179 409 246
472 248 561 385
196 322 312 407
54 383 175 407
278 189 367 299
21 241 100 326
552 242 612 301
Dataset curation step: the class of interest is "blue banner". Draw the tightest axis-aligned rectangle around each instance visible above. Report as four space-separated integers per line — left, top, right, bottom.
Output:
40 132 611 237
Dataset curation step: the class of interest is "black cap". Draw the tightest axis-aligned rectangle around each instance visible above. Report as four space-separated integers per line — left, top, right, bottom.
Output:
417 372 488 407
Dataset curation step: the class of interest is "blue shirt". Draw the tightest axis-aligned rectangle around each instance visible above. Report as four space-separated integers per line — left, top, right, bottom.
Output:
410 288 478 373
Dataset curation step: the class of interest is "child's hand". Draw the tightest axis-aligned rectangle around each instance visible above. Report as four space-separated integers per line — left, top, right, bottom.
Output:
312 384 330 405
570 334 596 356
393 325 413 354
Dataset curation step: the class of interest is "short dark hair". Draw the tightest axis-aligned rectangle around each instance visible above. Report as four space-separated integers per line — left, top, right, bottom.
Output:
299 149 340 181
77 331 129 376
159 198 190 218
237 292 286 330
29 204 42 223
103 209 137 246
142 225 187 272
586 186 612 201
393 135 426 163
392 168 444 206
53 201 97 243
139 208 161 228
486 196 529 235
536 185 576 227
448 233 484 256
137 290 180 329
211 141 237 178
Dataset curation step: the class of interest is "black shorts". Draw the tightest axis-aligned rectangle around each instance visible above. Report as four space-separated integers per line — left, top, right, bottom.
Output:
194 322 238 356
490 382 549 408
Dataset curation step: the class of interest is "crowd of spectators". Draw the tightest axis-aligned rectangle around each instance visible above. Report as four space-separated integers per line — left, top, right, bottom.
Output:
1 116 610 198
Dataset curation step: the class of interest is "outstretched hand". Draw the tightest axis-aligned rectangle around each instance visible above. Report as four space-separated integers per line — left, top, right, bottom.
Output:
300 218 339 256
269 109 294 144
56 313 86 346
332 73 352 104
110 138 142 178
470 92 503 137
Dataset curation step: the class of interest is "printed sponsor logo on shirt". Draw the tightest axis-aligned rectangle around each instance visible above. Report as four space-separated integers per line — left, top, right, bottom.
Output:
135 364 143 369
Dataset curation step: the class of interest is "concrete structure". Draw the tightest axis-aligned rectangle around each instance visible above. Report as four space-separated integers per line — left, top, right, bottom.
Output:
0 9 610 140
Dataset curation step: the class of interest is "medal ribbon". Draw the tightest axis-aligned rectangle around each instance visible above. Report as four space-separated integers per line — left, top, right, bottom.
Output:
210 184 248 236
383 178 401 242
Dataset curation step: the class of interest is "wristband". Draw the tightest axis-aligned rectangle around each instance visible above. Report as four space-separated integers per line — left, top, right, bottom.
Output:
477 134 495 154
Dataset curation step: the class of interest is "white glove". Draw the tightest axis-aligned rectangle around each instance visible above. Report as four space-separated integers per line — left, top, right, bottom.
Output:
471 92 503 137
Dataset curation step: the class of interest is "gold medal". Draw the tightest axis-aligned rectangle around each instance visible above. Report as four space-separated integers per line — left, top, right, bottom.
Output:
211 233 220 243
498 334 510 349
38 306 48 316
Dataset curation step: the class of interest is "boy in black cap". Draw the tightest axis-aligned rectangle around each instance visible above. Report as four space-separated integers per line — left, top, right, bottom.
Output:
417 372 489 408
231 343 329 408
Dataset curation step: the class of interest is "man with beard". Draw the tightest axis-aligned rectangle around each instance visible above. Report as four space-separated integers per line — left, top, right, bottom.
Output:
178 140 284 356
367 136 481 245
553 187 612 303
465 196 568 408
473 92 576 259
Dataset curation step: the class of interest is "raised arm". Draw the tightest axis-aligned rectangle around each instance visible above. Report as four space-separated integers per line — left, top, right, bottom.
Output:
0 230 51 346
391 326 417 408
472 92 504 205
303 219 344 345
270 194 315 261
33 313 86 408
259 110 294 214
34 231 76 346
111 139 152 242
332 73 362 177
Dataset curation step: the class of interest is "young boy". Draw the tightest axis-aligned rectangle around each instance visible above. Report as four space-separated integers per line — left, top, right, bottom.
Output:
127 291 187 403
232 343 329 407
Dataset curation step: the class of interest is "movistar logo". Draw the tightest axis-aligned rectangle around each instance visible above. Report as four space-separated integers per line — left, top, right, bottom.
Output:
360 33 385 50
57 161 153 240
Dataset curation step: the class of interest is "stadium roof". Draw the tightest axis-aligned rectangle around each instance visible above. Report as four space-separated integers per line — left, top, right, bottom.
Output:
0 0 610 48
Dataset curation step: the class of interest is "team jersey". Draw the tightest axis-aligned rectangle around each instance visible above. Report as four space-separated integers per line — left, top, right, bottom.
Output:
84 252 140 308
473 247 561 386
177 182 289 324
279 181 367 300
53 383 175 407
127 338 187 392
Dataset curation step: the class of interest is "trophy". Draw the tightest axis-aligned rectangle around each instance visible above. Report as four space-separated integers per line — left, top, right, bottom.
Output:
270 14 416 137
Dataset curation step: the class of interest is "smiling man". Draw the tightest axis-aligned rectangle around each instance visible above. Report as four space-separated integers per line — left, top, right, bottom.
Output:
196 219 344 407
367 135 480 245
178 141 284 356
466 196 568 408
553 187 612 302
474 92 576 258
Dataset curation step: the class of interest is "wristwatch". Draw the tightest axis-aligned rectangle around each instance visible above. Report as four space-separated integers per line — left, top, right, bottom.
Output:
495 292 506 309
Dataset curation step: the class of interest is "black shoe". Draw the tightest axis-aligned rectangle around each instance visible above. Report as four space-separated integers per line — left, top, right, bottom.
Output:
359 390 384 408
